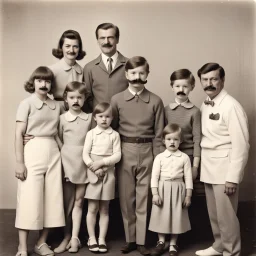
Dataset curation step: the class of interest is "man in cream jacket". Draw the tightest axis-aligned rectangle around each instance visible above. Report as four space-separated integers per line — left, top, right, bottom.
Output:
195 63 249 256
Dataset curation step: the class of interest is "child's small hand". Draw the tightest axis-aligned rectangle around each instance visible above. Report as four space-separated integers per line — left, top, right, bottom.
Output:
89 160 105 172
15 163 27 181
192 166 198 181
183 196 191 208
152 194 162 206
95 168 105 179
88 162 93 169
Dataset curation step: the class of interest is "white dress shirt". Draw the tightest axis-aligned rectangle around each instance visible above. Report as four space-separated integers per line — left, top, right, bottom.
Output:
101 51 119 71
83 125 121 166
151 149 193 189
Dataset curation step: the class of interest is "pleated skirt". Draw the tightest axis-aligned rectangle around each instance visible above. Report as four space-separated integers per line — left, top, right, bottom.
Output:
148 179 191 234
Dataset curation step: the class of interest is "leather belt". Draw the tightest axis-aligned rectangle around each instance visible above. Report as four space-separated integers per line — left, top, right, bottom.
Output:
120 135 152 144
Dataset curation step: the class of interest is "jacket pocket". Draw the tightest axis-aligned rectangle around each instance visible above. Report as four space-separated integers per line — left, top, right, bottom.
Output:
210 149 229 158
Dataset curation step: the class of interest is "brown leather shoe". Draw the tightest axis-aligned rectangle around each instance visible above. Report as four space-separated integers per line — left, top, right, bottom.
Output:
169 245 178 256
121 242 137 254
137 245 150 256
150 241 165 256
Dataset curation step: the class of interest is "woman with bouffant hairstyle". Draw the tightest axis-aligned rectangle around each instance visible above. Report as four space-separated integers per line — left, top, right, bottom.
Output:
49 30 86 113
52 30 86 60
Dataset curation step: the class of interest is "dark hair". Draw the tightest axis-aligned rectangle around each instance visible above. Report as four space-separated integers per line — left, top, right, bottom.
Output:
92 102 112 117
95 23 120 40
63 81 90 110
24 66 55 94
197 63 225 79
162 123 182 140
170 69 195 87
125 56 150 73
52 30 86 60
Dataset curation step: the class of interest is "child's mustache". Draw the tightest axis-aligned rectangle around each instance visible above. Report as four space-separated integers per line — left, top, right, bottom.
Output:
177 91 186 96
72 103 80 106
39 87 48 91
128 79 147 84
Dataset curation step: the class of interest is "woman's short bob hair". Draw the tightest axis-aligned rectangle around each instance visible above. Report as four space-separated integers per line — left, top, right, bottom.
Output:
63 81 90 110
170 69 195 87
24 66 55 94
52 30 86 60
162 123 182 141
125 56 150 73
92 102 112 117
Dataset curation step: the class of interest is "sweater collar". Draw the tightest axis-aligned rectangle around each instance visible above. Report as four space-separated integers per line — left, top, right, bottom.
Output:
124 88 150 103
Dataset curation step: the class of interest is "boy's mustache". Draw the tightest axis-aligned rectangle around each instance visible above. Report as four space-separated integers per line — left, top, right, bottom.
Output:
177 91 186 96
127 79 147 84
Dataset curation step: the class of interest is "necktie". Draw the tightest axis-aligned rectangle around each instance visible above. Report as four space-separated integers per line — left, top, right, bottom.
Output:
107 58 113 74
204 100 214 107
135 93 139 102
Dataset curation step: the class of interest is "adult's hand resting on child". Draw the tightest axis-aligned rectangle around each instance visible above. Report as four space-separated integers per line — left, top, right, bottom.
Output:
23 134 34 145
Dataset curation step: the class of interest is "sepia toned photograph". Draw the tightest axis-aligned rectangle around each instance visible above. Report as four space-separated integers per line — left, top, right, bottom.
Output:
0 0 255 255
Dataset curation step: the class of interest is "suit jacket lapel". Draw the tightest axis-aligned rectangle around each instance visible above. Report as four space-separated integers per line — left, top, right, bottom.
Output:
95 54 108 74
112 52 127 73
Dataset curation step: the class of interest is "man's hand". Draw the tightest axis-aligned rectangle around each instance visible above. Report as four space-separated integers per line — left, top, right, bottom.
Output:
192 166 198 181
224 181 237 196
23 134 34 145
15 162 27 181
152 194 162 206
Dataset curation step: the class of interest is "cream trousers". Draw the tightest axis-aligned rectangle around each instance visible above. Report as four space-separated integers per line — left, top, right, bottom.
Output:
15 137 65 230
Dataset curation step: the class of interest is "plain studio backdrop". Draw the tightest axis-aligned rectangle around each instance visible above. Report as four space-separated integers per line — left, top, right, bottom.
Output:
0 0 255 209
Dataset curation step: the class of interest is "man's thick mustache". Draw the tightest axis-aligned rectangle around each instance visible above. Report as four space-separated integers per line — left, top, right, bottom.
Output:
127 79 147 84
204 85 216 91
177 92 186 96
102 43 112 48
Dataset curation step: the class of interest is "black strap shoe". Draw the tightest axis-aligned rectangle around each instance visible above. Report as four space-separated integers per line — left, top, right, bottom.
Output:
150 241 165 256
121 242 137 254
137 245 150 256
169 245 178 256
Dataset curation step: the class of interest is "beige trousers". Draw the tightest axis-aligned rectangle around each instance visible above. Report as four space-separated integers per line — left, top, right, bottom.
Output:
117 142 153 245
15 137 65 230
205 183 241 256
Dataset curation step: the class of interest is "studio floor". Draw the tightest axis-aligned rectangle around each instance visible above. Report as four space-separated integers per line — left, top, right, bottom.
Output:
0 198 255 256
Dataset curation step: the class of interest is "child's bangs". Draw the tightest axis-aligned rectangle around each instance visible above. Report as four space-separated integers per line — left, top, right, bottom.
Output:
34 68 53 81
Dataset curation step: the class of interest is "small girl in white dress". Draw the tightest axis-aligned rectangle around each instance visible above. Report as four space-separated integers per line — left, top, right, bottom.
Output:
83 102 121 253
54 81 91 253
149 123 193 256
